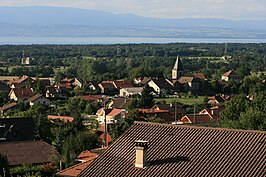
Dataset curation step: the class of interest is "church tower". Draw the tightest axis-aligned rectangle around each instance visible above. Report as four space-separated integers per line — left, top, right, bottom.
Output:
172 56 183 79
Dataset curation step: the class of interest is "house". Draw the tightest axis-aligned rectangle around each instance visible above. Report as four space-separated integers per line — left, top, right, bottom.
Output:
208 95 226 106
98 81 118 95
181 114 213 124
0 81 10 93
79 122 266 177
27 93 51 106
113 80 133 89
181 105 225 124
96 108 126 124
139 109 175 123
0 140 60 166
46 86 67 99
0 117 35 141
221 70 241 82
86 81 100 91
178 76 200 92
60 78 74 85
73 78 83 88
7 75 34 88
119 87 143 97
48 115 75 123
193 73 208 80
8 88 33 102
147 78 174 95
133 77 152 86
79 95 103 102
34 78 52 91
0 102 19 117
108 97 131 109
21 56 30 65
151 103 185 120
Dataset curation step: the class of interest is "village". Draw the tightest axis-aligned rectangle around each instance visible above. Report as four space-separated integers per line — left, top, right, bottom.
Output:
0 51 265 176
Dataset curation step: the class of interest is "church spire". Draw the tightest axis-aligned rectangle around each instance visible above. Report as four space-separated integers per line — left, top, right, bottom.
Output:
172 56 183 79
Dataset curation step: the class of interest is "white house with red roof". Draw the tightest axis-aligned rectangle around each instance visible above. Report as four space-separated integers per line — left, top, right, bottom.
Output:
8 88 33 102
96 108 126 124
221 70 241 82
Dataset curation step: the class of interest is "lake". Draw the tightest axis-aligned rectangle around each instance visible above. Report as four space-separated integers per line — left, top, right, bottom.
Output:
0 36 266 45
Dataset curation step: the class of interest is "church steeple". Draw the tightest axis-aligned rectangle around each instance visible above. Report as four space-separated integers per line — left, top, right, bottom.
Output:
172 56 183 79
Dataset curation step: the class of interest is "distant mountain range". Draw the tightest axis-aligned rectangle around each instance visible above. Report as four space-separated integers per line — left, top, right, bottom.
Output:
0 6 266 38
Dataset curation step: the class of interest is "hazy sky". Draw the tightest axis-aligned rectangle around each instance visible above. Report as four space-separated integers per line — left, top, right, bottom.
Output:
1 0 266 19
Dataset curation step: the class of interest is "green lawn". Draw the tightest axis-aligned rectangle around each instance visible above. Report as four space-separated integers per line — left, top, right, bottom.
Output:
155 96 205 106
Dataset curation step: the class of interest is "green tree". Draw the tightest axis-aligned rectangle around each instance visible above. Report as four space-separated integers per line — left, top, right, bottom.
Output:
62 131 99 167
239 108 266 130
139 85 154 108
221 93 266 130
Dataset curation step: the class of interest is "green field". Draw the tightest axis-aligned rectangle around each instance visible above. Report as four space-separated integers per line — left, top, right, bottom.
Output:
155 96 205 106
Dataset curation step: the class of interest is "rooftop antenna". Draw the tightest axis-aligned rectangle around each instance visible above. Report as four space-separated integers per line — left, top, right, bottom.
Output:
224 43 228 56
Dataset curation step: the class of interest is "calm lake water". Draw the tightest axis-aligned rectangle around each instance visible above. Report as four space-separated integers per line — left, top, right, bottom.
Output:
0 36 266 45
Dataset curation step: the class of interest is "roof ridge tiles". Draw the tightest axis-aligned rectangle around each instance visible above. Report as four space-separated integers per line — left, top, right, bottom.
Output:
133 121 266 134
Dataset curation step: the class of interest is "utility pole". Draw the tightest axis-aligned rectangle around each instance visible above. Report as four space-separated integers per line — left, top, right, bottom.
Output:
193 104 196 123
103 102 107 147
174 101 177 124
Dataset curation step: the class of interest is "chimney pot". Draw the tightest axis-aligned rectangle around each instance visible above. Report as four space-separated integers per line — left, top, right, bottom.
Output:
135 140 148 168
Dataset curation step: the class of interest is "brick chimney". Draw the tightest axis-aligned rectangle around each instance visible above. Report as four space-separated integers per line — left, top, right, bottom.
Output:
135 140 148 168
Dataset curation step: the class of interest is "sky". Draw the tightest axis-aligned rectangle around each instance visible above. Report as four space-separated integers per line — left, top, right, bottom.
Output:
0 0 266 20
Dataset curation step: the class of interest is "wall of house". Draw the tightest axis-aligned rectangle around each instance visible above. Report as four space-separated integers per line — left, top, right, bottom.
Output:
148 81 160 94
30 97 51 106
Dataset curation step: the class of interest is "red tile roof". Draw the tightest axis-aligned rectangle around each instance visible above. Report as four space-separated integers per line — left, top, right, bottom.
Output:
80 95 102 101
193 73 207 80
113 80 133 89
76 151 98 163
96 125 113 144
222 70 235 77
139 109 169 113
96 108 112 116
57 161 91 177
181 114 213 124
27 93 44 102
107 108 124 117
56 147 107 177
0 102 18 111
48 115 74 123
110 98 131 109
7 75 30 85
10 88 33 99
0 140 59 166
99 81 116 89
178 76 194 84
79 122 266 177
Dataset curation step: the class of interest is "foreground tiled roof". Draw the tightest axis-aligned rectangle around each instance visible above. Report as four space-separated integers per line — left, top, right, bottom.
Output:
79 122 266 177
0 140 59 166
